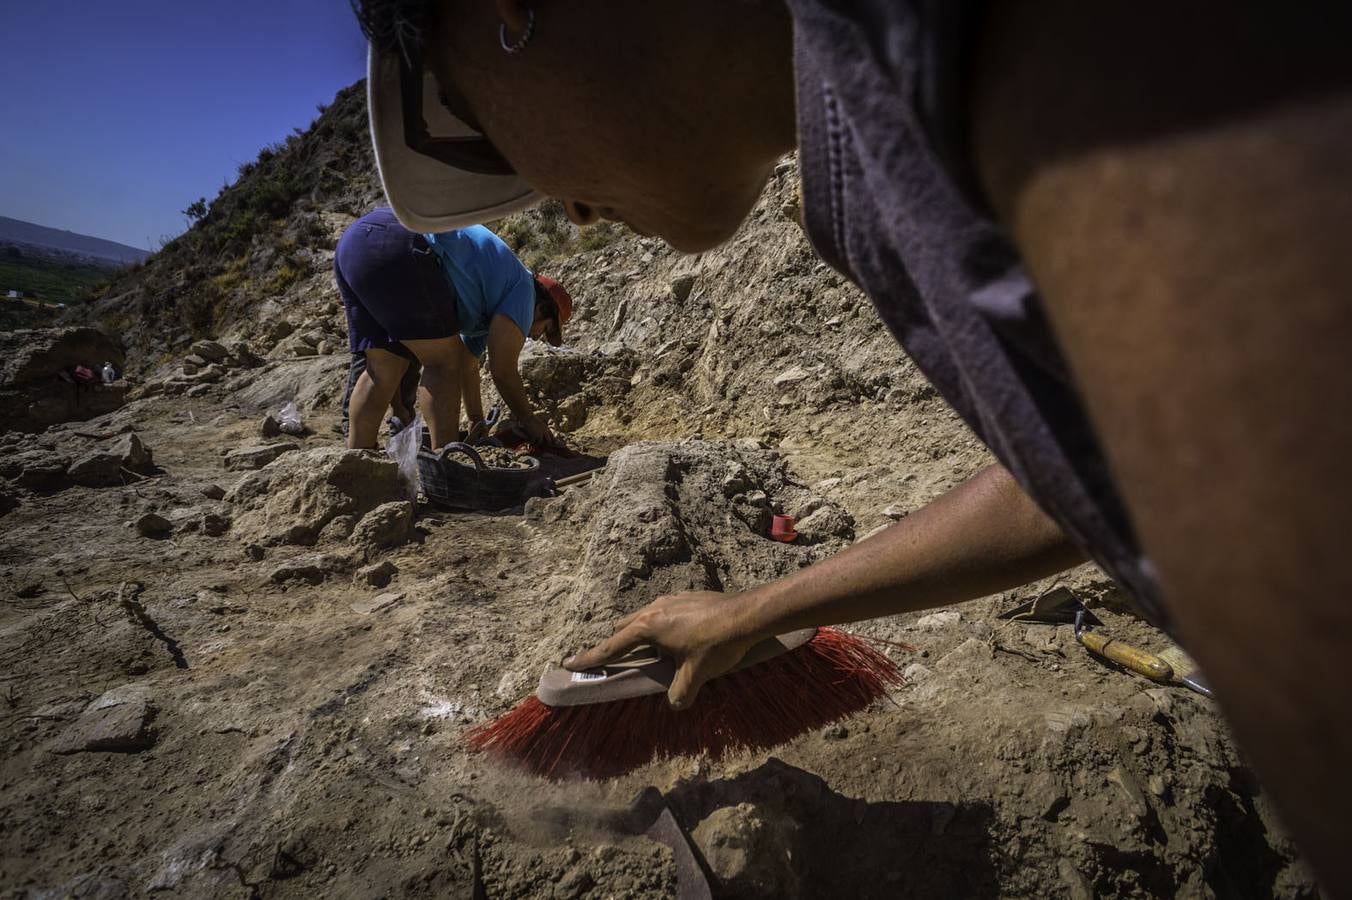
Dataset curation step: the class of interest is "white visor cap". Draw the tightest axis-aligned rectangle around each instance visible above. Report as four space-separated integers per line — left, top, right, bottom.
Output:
366 45 543 231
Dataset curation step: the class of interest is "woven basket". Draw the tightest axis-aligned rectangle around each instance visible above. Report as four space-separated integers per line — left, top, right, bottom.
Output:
417 442 545 511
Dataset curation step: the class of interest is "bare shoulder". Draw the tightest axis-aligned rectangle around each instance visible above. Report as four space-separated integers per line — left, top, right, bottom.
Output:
965 3 1352 887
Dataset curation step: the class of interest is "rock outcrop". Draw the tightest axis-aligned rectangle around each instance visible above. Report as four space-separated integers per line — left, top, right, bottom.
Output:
0 328 126 433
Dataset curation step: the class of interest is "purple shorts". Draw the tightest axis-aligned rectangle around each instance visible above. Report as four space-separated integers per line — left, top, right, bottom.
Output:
334 208 459 353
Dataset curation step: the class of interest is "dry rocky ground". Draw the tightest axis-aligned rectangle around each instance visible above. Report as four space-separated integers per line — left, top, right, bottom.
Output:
0 157 1320 898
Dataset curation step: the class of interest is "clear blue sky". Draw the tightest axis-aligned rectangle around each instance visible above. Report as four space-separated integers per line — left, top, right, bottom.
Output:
1 1 369 251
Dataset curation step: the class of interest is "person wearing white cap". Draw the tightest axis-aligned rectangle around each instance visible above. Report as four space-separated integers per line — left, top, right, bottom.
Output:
351 1 1352 889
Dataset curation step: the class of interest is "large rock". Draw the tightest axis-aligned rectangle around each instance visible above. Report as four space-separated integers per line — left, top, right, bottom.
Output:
189 339 229 363
51 684 156 754
133 512 173 538
111 432 155 474
0 328 126 433
13 451 71 491
228 356 348 414
229 448 408 546
68 450 124 487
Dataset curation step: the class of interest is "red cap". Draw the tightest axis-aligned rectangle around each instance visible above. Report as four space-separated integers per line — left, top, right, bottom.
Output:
534 274 573 346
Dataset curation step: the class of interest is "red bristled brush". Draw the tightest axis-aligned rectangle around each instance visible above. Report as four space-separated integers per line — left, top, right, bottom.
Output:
466 628 908 779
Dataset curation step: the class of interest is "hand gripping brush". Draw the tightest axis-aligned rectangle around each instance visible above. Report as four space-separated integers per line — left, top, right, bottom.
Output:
466 628 907 779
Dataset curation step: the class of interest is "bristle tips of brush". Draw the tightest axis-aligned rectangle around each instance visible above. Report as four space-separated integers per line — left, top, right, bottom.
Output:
465 627 907 780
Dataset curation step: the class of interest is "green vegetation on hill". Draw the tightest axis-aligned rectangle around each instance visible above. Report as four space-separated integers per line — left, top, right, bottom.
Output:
0 246 115 306
74 78 629 370
82 82 384 355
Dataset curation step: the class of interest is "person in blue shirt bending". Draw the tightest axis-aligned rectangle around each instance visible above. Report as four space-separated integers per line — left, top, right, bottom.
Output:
334 208 573 451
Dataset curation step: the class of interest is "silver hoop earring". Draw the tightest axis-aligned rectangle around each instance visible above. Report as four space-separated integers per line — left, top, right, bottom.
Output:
499 7 535 55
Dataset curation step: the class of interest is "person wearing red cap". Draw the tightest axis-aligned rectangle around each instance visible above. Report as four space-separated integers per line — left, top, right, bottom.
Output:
337 207 572 451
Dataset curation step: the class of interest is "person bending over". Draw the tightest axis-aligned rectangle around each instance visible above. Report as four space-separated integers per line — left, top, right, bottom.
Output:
335 207 570 450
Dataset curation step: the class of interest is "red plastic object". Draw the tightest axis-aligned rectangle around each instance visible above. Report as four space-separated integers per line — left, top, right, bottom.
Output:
770 514 797 542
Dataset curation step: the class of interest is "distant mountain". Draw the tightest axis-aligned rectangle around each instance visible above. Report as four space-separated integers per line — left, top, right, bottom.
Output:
0 216 150 267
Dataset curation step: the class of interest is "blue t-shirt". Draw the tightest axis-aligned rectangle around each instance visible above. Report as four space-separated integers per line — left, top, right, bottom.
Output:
424 225 534 358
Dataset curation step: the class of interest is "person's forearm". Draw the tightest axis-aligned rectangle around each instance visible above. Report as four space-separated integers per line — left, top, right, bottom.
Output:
489 366 537 423
730 464 1084 640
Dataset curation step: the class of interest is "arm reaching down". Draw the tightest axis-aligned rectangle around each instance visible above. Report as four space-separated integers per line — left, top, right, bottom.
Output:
566 463 1084 708
485 313 556 445
459 341 485 427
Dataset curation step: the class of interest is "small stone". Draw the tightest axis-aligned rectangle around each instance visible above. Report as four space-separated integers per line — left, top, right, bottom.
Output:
268 553 346 584
1147 774 1166 798
68 451 124 487
201 512 231 537
191 363 225 383
51 684 156 754
691 803 796 897
318 515 357 543
1142 688 1174 717
261 414 282 438
201 483 226 500
223 442 299 471
903 663 932 683
349 501 415 551
823 723 848 740
772 365 810 388
855 523 891 543
882 503 907 520
16 461 70 491
1058 859 1094 900
1107 766 1149 818
670 273 697 302
554 867 594 900
350 592 404 615
793 504 854 543
914 610 962 631
190 339 230 363
133 512 172 538
355 560 398 588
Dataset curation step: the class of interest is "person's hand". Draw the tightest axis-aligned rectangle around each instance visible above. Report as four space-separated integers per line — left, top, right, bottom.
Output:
465 419 491 443
522 416 559 447
564 591 759 710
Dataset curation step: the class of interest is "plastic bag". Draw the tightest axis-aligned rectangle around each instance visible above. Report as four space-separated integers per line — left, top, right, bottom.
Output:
385 413 424 500
277 401 305 435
